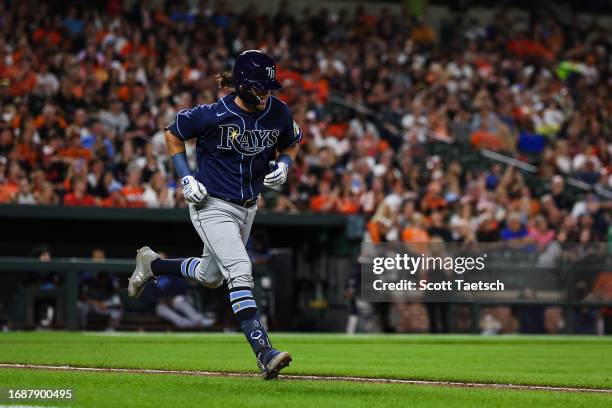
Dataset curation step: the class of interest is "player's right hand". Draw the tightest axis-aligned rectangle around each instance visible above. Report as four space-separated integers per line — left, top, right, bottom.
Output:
181 175 208 204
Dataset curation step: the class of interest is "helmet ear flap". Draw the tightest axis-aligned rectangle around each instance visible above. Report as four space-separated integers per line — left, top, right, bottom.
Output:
237 84 262 109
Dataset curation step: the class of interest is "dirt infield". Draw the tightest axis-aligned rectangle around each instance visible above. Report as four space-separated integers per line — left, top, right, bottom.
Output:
1 363 611 394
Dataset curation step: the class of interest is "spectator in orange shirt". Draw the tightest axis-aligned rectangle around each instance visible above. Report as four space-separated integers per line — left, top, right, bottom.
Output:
7 59 37 97
411 17 436 46
32 18 62 46
0 184 16 203
58 133 92 162
335 173 362 215
402 212 431 254
336 191 360 214
402 213 431 243
0 156 15 203
0 159 26 203
121 166 145 207
64 177 96 206
310 179 338 213
101 182 128 208
471 127 504 150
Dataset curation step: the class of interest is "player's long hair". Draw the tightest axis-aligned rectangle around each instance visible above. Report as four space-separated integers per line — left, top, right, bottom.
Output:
215 72 235 89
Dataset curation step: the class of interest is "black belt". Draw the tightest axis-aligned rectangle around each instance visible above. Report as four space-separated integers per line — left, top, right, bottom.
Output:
208 193 258 208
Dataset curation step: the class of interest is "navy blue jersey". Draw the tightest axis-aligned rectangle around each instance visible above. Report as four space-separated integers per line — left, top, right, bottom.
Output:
166 93 302 201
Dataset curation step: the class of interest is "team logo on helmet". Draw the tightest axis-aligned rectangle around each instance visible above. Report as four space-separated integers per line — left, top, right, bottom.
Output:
266 67 275 79
218 124 279 155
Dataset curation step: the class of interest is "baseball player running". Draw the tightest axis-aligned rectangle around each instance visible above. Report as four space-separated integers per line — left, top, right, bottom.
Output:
128 50 301 379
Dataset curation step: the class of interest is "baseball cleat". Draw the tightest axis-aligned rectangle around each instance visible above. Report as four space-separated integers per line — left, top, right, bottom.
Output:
257 348 292 380
128 246 160 298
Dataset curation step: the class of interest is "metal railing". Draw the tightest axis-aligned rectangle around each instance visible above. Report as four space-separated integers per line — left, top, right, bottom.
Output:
3 256 612 333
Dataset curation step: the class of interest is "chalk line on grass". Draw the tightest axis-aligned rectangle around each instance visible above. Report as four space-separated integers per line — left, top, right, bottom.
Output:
1 363 610 395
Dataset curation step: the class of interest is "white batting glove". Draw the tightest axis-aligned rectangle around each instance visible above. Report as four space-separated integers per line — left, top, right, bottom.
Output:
263 160 288 186
181 175 207 204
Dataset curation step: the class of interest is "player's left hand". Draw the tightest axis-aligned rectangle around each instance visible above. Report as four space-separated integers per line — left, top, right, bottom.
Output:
264 160 288 186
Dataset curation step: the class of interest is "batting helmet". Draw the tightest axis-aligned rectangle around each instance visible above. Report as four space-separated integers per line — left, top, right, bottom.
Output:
233 50 281 108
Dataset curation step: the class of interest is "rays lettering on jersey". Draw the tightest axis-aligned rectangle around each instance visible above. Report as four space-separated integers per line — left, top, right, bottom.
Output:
218 124 279 155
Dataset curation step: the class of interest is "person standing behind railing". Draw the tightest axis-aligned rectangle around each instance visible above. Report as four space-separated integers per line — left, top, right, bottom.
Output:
77 248 122 331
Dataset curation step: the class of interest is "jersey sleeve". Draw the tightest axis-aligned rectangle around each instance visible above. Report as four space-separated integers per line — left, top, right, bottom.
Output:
277 111 303 151
165 105 211 141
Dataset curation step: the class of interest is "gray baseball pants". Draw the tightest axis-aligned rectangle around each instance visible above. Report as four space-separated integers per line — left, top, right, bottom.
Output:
188 197 257 290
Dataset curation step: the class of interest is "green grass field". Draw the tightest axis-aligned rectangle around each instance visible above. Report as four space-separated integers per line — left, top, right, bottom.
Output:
0 332 611 407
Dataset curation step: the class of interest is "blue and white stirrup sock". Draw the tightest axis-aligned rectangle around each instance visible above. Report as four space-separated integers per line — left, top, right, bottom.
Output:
229 287 272 356
151 257 200 279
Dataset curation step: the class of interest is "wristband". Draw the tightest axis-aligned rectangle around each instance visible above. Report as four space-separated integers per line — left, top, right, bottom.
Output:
278 153 293 169
171 152 192 179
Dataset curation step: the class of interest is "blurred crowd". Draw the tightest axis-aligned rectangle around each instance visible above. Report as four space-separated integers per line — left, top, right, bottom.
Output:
0 0 610 246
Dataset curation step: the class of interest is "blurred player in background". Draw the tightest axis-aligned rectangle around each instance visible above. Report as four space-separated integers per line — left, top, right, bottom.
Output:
128 50 301 379
140 252 215 329
141 275 215 330
78 248 122 331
